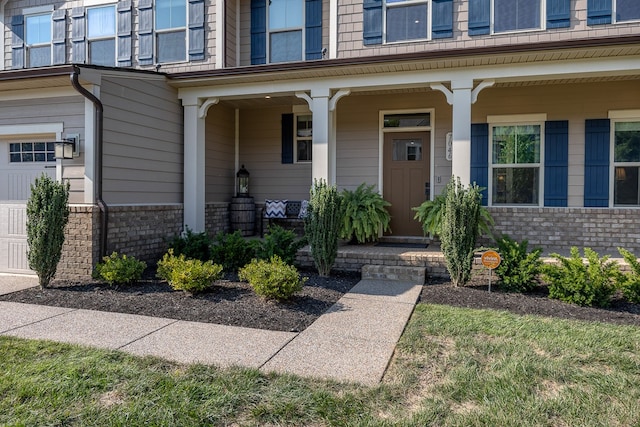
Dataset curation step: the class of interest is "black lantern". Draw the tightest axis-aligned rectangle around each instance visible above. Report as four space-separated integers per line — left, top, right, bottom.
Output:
236 165 250 197
54 138 76 159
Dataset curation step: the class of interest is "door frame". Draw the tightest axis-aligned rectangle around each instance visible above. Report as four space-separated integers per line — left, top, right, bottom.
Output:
378 108 435 218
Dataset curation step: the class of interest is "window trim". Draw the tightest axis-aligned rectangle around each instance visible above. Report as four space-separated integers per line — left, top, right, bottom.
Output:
294 113 312 163
488 115 546 207
491 0 546 35
613 0 640 23
86 4 117 66
24 12 52 67
154 0 188 65
609 110 640 207
267 0 305 63
383 0 432 44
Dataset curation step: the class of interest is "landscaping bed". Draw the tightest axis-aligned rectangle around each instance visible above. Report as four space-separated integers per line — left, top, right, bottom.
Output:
2 271 639 331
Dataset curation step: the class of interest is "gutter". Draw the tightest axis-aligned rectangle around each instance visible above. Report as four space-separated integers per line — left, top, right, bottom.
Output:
70 65 108 259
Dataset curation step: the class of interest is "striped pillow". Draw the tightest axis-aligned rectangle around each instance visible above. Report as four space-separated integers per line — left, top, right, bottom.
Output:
264 199 287 218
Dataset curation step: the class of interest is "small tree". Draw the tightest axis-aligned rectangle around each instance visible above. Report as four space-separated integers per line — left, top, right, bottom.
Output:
440 177 482 286
26 174 70 289
304 179 344 276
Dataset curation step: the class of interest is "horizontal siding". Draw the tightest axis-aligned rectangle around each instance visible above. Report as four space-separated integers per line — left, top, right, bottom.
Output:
101 76 183 204
240 106 312 200
206 104 235 203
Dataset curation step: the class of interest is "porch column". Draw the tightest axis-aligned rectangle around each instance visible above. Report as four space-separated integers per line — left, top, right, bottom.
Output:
311 89 331 184
183 101 206 232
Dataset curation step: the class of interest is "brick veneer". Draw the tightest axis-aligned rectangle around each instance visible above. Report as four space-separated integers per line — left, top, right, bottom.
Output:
56 205 100 280
484 207 640 254
205 202 231 236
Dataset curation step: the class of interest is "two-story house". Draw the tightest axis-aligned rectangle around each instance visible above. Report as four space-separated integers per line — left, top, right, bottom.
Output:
0 0 638 278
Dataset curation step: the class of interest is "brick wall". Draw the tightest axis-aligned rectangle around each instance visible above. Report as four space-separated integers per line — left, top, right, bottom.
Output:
485 207 640 254
56 205 100 281
206 202 231 236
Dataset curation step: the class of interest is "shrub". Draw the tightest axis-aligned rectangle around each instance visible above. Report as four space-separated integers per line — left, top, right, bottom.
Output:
542 247 621 307
340 183 391 243
413 190 494 238
93 252 147 287
166 227 212 261
494 236 543 293
257 224 306 265
304 179 344 276
210 230 258 272
440 177 483 286
239 255 307 301
617 248 640 303
157 249 223 294
26 174 70 289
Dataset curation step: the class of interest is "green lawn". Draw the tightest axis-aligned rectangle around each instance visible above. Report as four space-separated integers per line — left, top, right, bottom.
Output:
2 304 639 426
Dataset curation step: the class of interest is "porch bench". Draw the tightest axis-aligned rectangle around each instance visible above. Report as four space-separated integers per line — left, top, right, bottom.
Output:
260 200 307 237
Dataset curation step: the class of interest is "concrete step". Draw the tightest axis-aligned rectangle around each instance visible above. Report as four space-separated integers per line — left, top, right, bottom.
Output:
361 264 426 284
377 236 431 245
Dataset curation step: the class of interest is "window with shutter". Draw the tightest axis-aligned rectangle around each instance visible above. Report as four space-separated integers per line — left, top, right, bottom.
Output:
615 0 640 22
156 0 187 63
25 13 52 67
612 117 640 206
469 0 570 35
87 5 116 66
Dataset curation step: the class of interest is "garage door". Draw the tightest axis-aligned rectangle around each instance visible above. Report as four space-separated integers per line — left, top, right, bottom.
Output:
0 142 56 275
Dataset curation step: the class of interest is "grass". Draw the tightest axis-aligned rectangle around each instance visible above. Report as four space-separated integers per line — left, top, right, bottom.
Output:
1 304 639 426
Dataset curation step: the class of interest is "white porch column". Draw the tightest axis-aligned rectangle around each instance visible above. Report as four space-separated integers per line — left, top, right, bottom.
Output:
183 101 206 232
311 89 331 183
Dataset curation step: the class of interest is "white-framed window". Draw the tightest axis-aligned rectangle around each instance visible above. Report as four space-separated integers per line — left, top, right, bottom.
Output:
268 0 304 63
155 0 186 63
612 118 640 206
489 119 544 205
615 0 640 23
295 114 312 162
385 0 430 43
493 0 543 33
25 13 52 67
9 142 56 163
87 5 116 66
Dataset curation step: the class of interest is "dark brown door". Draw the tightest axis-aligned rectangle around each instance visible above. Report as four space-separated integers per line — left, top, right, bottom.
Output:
383 132 430 236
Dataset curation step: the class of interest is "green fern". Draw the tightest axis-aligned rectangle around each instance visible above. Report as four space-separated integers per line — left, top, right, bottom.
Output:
340 183 391 243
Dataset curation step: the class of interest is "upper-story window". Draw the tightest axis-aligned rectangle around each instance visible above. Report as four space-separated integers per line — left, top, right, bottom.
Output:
363 0 452 46
87 5 116 67
268 0 304 62
588 0 640 25
25 13 51 67
493 0 542 33
385 0 429 43
615 0 640 22
155 0 187 63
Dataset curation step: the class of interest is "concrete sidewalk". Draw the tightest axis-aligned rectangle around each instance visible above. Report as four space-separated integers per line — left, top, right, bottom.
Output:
0 275 421 385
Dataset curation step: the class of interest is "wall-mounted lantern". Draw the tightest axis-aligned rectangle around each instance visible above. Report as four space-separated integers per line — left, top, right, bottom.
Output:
54 135 79 160
236 164 250 197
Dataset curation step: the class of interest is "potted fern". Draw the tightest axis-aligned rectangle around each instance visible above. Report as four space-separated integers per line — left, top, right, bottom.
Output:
340 183 391 244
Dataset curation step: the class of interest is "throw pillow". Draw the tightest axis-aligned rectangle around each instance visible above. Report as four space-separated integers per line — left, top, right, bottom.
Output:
264 199 287 218
298 200 309 219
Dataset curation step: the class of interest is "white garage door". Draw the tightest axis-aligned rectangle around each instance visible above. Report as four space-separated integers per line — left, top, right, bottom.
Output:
0 142 56 275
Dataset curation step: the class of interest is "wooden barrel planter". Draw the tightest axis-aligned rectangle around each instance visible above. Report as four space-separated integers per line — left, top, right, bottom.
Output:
230 196 255 236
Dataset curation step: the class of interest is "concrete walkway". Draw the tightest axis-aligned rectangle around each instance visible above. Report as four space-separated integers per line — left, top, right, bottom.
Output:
0 275 421 385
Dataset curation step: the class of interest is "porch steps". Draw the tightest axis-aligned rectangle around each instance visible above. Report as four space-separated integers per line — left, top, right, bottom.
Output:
376 236 430 246
361 264 426 284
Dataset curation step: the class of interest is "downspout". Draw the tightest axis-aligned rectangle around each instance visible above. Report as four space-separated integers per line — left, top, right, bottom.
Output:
70 65 108 259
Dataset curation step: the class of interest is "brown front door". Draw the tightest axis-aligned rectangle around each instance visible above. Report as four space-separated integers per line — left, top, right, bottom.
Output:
383 132 430 236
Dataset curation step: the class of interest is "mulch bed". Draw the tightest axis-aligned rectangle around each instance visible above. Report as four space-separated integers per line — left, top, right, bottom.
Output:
2 270 639 331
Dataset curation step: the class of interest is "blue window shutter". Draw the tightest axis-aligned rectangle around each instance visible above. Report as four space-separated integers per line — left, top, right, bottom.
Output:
544 121 569 207
71 7 86 64
11 15 24 69
471 123 489 206
584 119 610 207
547 0 571 28
251 0 266 65
117 0 132 67
282 114 294 164
138 0 153 65
468 0 490 35
52 10 66 65
305 0 322 60
587 0 612 25
363 0 382 45
432 0 453 39
189 0 205 61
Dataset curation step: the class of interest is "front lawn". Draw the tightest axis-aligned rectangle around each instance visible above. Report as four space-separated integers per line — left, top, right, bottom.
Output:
1 304 639 426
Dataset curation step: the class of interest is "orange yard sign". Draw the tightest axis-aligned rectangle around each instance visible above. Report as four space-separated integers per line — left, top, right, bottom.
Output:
481 250 501 270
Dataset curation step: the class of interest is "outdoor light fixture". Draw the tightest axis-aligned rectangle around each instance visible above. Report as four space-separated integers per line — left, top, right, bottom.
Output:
54 135 79 160
236 165 250 197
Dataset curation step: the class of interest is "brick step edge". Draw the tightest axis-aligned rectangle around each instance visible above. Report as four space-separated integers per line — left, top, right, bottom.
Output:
361 265 426 284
